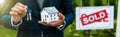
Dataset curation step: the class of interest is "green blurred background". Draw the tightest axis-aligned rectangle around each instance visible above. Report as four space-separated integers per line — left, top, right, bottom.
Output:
0 0 118 37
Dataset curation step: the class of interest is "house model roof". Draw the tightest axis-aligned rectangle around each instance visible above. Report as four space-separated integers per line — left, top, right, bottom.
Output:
42 7 59 14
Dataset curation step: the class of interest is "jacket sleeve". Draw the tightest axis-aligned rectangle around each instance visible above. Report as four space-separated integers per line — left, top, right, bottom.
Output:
59 0 75 30
0 0 19 30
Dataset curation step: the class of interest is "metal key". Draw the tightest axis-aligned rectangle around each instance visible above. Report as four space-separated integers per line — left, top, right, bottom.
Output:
27 9 32 21
27 13 29 21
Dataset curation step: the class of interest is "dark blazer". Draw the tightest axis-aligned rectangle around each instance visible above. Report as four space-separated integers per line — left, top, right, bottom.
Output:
0 0 75 37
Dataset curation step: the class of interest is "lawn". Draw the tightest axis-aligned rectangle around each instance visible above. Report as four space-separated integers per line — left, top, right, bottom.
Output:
0 25 17 37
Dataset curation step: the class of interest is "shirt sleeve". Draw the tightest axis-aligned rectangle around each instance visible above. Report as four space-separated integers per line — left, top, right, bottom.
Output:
58 0 75 30
11 16 22 27
57 20 66 30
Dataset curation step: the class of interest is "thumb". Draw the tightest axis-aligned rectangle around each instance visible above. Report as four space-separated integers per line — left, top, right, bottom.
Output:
58 13 65 20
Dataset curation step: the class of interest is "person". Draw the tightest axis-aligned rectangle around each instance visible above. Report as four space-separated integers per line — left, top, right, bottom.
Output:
0 0 75 37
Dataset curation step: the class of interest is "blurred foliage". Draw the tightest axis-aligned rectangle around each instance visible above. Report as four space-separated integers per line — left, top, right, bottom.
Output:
64 0 118 37
0 26 17 37
0 0 118 37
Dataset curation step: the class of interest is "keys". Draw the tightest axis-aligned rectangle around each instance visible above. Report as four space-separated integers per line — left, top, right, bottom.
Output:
27 13 29 21
27 9 32 21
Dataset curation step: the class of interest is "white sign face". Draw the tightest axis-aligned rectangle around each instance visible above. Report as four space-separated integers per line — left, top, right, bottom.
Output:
116 0 120 37
76 6 114 30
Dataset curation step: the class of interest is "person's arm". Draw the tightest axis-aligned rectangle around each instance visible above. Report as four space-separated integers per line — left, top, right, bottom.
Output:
1 15 22 30
0 0 26 30
59 0 75 30
0 0 20 30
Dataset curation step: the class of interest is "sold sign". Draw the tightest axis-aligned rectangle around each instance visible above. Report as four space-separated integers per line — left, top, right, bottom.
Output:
80 9 108 26
76 6 114 30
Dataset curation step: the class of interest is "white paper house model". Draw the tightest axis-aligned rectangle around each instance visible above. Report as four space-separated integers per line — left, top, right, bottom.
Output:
41 7 59 22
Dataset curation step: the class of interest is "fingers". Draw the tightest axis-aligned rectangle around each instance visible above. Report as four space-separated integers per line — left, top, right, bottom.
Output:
47 22 57 26
15 3 25 7
38 21 60 27
13 3 27 13
15 2 28 9
10 2 28 17
24 5 28 12
38 21 50 26
10 11 20 16
15 5 25 12
58 13 65 20
11 6 22 14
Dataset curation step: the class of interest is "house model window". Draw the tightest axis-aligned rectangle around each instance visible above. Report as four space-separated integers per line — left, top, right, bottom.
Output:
41 7 59 22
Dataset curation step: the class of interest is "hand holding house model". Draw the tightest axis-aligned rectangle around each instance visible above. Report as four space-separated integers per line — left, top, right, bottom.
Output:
41 7 59 22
